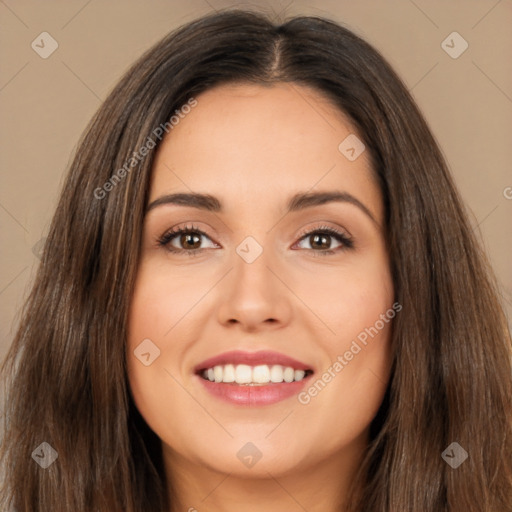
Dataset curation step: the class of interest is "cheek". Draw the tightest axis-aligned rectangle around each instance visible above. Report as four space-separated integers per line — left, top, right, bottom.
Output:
294 250 394 350
126 269 201 449
292 314 392 462
127 259 206 344
126 264 180 430
330 274 394 397
291 252 394 427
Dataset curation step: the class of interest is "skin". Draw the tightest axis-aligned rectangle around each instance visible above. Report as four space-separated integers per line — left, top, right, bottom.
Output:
126 82 395 512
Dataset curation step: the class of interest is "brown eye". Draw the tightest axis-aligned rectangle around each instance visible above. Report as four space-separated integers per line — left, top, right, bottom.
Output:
295 227 353 254
157 225 218 254
309 233 333 250
179 232 202 250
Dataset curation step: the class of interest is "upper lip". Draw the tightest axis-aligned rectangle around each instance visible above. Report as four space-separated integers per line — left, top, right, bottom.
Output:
194 350 314 373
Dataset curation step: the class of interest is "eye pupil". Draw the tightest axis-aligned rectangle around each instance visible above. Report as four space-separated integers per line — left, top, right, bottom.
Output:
182 233 201 249
163 227 346 255
311 233 330 249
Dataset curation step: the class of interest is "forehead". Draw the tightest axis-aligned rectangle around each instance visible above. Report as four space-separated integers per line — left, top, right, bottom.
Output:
149 82 382 221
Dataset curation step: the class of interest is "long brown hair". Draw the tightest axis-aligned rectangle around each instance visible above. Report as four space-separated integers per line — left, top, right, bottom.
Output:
1 8 511 512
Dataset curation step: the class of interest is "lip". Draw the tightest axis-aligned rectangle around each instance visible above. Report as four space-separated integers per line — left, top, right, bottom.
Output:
196 377 313 406
193 350 314 407
193 350 313 373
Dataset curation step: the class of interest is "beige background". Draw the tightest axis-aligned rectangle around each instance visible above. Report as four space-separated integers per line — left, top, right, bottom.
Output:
1 0 511 364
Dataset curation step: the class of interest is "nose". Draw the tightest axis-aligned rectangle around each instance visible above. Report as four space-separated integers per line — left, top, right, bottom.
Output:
216 246 293 333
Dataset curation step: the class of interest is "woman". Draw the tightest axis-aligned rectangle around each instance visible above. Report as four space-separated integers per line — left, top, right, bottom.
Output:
1 8 511 512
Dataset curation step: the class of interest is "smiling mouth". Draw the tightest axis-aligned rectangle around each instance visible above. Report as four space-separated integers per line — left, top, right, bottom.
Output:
197 363 314 385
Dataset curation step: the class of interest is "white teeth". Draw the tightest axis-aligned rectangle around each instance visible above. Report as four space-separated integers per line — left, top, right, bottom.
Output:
294 369 305 381
223 364 235 382
201 364 309 384
270 365 284 383
252 365 270 383
283 367 294 383
235 364 252 384
213 365 223 383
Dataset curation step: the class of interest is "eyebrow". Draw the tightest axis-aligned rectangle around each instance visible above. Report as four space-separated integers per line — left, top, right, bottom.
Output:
145 190 377 224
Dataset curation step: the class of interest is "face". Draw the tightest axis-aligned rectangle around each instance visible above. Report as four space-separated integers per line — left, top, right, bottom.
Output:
127 82 394 481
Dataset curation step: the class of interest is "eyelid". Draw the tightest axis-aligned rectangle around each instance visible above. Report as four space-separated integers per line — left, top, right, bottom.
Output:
294 223 352 243
156 223 218 250
292 224 354 253
157 222 353 255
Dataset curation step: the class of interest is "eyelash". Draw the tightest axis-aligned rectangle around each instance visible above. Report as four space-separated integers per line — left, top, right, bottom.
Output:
156 223 354 257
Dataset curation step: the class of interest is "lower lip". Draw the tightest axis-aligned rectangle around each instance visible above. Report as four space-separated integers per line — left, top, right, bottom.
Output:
196 374 312 406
